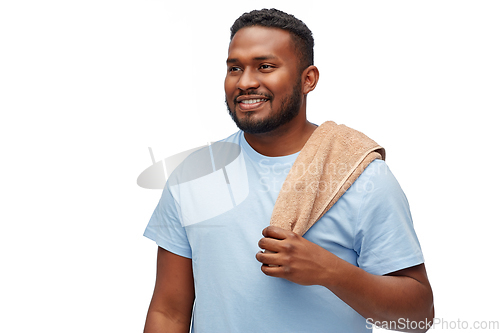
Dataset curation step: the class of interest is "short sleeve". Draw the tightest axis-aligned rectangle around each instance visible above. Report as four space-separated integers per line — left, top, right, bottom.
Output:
143 184 192 259
354 160 424 275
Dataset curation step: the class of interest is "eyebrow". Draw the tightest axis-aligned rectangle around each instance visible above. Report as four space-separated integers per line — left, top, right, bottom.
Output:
226 55 278 64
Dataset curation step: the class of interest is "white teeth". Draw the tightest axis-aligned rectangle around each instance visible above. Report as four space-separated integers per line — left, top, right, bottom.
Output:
241 99 266 104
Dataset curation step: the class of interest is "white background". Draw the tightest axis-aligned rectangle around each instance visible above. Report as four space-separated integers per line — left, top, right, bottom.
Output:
1 0 499 332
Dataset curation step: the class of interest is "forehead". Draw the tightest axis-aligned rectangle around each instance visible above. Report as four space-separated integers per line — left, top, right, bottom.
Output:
227 26 297 63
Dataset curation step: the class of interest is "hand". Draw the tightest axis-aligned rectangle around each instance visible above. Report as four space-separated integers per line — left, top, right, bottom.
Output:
255 226 338 286
256 227 435 330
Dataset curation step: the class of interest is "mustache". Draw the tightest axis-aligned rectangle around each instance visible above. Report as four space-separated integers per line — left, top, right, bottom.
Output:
233 90 273 105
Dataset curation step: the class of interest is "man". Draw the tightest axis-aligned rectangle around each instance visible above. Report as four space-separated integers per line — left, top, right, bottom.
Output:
144 8 434 333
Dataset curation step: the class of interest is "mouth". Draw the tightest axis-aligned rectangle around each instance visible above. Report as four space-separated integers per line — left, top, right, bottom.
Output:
235 96 270 112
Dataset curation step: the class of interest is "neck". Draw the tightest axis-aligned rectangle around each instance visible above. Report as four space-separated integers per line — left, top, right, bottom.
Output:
243 114 317 157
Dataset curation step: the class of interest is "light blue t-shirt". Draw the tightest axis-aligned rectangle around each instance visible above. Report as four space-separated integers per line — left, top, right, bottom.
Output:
144 130 424 333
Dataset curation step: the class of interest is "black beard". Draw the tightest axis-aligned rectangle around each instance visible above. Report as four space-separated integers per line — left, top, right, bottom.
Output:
226 80 302 134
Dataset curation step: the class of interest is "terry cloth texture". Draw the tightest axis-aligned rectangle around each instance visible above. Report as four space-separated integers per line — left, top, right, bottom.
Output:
270 121 386 236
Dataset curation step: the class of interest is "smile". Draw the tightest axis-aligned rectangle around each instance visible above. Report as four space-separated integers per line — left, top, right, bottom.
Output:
238 99 268 111
236 96 270 111
240 98 268 104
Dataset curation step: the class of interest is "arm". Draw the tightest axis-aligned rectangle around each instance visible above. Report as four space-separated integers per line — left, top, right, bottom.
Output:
256 226 434 333
144 247 195 333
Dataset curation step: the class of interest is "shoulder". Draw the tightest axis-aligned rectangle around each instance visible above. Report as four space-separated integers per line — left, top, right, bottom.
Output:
338 159 410 226
221 130 243 143
352 159 413 231
166 131 243 186
352 159 405 199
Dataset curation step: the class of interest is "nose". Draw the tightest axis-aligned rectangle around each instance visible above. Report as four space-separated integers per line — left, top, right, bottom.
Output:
237 69 259 91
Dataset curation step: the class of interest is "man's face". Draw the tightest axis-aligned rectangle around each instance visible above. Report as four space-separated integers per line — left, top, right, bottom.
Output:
224 26 304 134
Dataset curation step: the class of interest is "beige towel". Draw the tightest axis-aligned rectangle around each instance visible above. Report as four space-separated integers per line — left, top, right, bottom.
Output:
270 121 385 236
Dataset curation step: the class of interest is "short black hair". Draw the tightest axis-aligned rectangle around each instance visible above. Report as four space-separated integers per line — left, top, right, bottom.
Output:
230 8 314 72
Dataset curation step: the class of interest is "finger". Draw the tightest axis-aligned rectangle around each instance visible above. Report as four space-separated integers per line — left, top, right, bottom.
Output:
257 237 283 252
260 263 284 277
262 226 292 240
255 250 282 267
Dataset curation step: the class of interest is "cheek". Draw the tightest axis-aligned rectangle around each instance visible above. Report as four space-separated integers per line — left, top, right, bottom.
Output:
266 76 293 100
224 76 236 96
224 77 235 101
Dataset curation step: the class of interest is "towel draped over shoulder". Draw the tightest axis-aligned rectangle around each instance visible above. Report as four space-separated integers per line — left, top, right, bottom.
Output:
269 121 385 236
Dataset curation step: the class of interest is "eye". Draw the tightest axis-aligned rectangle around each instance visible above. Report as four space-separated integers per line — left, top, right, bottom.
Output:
228 66 242 73
259 64 275 72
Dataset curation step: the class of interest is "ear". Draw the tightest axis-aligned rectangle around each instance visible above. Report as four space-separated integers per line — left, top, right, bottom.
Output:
301 65 319 95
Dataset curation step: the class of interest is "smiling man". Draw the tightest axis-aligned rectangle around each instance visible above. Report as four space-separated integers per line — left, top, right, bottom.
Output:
225 22 317 157
143 8 434 333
